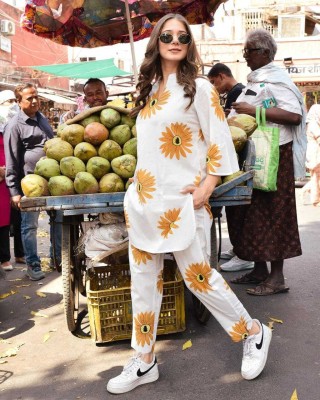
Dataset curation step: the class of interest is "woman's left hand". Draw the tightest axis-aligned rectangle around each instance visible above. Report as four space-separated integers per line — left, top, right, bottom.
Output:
180 185 209 209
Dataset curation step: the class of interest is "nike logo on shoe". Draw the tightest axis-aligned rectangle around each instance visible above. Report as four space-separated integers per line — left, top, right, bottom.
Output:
256 326 264 350
136 358 157 377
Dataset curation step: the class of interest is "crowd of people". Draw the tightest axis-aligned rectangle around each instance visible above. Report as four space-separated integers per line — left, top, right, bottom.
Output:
0 12 318 395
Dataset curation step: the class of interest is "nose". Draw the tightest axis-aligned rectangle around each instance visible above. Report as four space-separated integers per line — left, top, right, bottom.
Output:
171 35 180 44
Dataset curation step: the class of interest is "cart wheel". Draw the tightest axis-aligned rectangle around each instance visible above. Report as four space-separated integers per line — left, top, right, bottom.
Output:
192 294 211 324
62 219 82 332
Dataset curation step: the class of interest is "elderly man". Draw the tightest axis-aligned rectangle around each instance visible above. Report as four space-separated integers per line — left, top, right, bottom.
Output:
4 83 56 280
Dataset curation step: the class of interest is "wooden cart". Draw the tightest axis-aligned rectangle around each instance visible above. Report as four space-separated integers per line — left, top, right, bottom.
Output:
20 140 255 335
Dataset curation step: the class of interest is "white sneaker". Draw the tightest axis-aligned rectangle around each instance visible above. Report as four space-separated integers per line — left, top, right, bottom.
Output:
220 256 254 272
2 264 13 271
107 354 159 394
220 248 235 260
241 320 272 380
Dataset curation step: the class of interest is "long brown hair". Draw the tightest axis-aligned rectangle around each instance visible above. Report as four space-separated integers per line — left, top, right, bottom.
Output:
131 13 202 117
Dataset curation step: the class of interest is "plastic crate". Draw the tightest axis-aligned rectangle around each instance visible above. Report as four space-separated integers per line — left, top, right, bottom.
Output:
86 262 186 343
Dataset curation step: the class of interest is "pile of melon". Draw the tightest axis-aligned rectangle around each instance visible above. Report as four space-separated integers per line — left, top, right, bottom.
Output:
227 114 257 153
21 105 137 197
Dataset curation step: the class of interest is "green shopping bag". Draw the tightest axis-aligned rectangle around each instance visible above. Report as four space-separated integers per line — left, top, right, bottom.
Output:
251 106 280 191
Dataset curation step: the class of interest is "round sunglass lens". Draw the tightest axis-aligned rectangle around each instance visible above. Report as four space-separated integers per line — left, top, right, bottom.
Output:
179 34 191 44
160 33 173 43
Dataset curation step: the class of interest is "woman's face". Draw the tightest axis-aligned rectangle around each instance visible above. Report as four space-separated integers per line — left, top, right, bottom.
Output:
243 43 269 71
158 19 189 65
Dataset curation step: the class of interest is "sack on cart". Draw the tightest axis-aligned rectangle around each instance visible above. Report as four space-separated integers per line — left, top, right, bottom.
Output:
79 212 129 262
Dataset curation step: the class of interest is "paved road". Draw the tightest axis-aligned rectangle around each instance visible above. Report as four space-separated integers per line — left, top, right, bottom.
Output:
0 188 319 400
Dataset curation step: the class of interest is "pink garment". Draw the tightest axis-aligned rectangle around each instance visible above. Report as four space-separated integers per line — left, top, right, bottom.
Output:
0 134 10 227
305 104 320 206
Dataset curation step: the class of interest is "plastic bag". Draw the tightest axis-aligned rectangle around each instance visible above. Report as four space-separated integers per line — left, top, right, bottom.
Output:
251 106 280 191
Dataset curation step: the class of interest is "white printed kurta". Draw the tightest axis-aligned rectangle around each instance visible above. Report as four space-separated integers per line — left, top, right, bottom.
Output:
124 74 239 253
124 74 253 353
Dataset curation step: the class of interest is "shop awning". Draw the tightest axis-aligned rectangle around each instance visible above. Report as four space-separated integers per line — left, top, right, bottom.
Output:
32 58 130 79
38 91 77 105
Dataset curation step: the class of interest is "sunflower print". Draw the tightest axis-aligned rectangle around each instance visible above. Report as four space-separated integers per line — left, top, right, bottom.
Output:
229 316 249 342
131 244 153 265
211 88 225 121
157 208 181 238
134 311 155 347
157 270 164 294
185 262 213 293
194 173 201 187
140 89 170 119
159 123 193 160
204 202 213 219
206 144 222 173
136 169 156 204
124 208 130 229
198 129 205 141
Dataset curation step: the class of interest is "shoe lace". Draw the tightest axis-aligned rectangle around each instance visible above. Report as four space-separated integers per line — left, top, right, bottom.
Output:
243 336 254 358
121 354 142 376
31 264 41 272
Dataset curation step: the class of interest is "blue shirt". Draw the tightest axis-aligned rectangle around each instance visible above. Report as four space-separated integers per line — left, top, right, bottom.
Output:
4 109 54 197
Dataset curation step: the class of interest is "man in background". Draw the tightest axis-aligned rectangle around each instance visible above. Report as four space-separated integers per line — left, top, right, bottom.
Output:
208 64 253 272
4 83 58 280
208 63 245 117
61 78 109 122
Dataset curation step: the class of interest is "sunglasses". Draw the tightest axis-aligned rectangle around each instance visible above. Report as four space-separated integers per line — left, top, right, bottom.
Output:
159 32 191 45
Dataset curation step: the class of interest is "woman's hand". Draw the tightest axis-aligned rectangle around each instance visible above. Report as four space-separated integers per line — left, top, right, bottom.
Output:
181 175 220 210
180 185 209 209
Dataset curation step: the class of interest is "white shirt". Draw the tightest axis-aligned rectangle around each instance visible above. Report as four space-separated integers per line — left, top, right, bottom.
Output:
124 74 239 253
231 82 302 145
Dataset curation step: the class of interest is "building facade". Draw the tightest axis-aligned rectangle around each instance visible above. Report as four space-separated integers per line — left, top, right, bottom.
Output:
200 0 320 110
0 0 70 93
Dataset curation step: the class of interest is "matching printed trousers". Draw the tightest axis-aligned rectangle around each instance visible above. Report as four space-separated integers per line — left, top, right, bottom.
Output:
129 207 253 353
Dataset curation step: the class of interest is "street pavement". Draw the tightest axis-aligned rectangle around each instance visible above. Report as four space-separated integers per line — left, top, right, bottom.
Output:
0 188 319 400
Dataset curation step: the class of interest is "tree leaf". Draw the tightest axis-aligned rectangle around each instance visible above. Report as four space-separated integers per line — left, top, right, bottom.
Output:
291 389 298 400
36 292 47 298
0 290 17 299
269 317 283 324
268 321 274 330
31 311 48 318
23 295 31 300
0 343 24 359
43 332 51 343
182 339 192 350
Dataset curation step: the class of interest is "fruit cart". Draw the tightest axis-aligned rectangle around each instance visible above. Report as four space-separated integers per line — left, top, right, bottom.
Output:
20 139 255 341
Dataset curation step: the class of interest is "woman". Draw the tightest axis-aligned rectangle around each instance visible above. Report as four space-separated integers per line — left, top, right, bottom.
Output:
0 115 13 271
106 14 272 394
226 29 306 295
303 104 320 206
0 91 25 270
